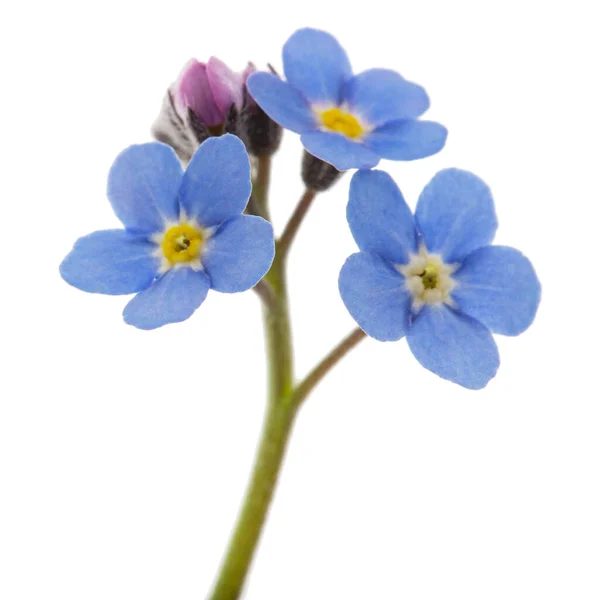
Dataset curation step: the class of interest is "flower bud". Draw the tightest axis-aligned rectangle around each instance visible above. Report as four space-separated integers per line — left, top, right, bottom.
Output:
152 57 248 162
301 151 342 192
238 64 283 157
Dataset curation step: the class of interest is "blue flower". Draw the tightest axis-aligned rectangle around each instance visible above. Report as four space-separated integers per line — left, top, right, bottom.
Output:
246 28 447 171
60 134 275 330
338 169 541 389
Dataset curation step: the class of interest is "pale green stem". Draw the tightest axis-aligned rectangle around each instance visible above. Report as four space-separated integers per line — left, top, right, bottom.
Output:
208 385 296 600
208 160 364 600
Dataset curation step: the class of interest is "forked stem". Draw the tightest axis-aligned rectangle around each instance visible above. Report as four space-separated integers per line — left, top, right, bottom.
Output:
209 163 363 600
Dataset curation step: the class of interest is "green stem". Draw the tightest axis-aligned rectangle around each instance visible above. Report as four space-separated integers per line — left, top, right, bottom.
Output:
210 157 295 600
263 256 295 401
210 253 295 600
209 166 364 600
209 395 296 600
250 156 272 221
278 188 317 258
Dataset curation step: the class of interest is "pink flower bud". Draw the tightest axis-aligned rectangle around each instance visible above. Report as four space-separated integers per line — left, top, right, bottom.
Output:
206 57 244 118
171 57 251 128
152 58 275 162
172 59 225 127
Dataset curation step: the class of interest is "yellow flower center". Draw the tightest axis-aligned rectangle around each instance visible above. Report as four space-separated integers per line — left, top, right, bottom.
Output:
161 223 204 264
398 248 457 310
319 107 364 139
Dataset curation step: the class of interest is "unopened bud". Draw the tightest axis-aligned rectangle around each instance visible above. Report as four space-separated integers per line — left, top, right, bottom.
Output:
301 151 342 192
239 88 283 157
152 57 249 162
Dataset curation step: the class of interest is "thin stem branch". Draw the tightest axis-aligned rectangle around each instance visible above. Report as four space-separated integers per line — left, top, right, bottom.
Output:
291 328 367 408
278 189 317 257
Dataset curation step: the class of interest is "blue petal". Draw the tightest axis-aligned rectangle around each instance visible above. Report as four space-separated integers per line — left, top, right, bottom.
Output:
202 215 275 293
407 305 499 390
283 28 352 105
107 143 182 234
339 252 411 342
415 169 498 263
365 120 448 161
301 132 380 171
453 246 541 336
178 134 251 228
343 69 430 126
347 170 417 265
123 268 210 330
246 72 317 134
60 230 158 295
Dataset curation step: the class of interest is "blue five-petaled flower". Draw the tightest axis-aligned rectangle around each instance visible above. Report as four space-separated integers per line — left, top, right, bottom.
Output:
247 28 447 171
339 169 541 389
60 134 275 330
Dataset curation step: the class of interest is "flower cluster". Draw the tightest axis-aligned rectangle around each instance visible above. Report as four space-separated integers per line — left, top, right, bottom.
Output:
60 26 540 389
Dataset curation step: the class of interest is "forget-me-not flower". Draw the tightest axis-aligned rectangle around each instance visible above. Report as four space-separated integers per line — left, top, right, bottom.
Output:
247 28 447 171
60 134 275 330
339 169 541 389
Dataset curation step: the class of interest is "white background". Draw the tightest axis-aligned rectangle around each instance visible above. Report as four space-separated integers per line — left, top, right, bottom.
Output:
1 1 599 598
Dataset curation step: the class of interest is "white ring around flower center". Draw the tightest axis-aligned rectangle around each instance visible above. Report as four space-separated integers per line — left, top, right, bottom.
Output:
397 246 458 310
